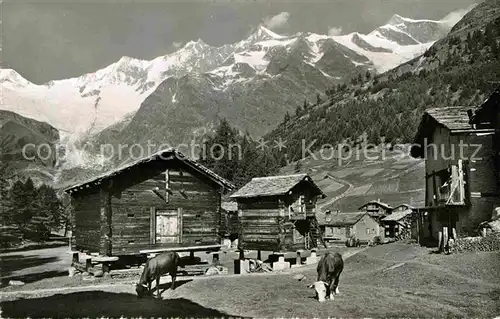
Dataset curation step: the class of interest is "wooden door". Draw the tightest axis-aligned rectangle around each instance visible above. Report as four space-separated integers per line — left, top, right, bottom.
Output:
156 210 180 243
293 227 304 244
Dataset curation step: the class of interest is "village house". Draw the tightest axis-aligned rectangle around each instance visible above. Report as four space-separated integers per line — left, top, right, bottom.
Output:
410 95 500 247
359 200 393 220
64 148 235 265
229 174 326 253
317 210 384 243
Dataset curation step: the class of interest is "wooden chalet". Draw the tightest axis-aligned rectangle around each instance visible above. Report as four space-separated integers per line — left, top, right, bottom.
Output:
410 100 500 247
359 200 393 220
230 174 326 252
469 87 500 189
64 148 235 258
317 210 384 243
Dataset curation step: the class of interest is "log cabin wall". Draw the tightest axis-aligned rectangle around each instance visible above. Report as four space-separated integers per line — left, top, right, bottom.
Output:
71 190 101 252
238 197 282 251
237 185 319 253
425 126 500 236
107 161 221 255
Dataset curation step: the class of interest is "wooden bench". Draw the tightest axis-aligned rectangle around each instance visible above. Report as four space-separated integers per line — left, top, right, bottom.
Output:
69 251 119 275
139 244 223 265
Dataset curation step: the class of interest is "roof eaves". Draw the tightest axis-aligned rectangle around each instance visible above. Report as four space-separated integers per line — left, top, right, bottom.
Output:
65 148 234 194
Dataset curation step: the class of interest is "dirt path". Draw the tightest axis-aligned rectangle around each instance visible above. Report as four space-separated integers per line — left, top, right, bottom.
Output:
318 173 355 210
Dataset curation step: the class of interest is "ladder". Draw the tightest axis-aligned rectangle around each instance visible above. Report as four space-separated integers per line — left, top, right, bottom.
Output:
310 217 328 249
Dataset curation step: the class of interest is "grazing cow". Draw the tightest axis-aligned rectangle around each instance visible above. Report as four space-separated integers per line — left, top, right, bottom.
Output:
136 252 180 299
308 252 344 302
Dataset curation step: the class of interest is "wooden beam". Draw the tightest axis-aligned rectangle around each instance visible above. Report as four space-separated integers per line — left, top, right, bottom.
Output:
458 160 464 204
178 208 183 244
165 169 170 203
150 207 156 245
100 187 112 257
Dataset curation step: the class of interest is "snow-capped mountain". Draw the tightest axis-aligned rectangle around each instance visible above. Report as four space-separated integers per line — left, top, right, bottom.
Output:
0 10 468 141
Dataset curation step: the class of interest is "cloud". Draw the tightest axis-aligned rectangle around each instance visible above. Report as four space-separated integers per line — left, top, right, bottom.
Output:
263 12 290 30
172 41 183 49
328 26 343 36
440 4 477 29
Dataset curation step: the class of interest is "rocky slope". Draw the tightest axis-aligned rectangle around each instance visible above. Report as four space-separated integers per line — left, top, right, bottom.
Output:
265 0 500 163
0 110 60 184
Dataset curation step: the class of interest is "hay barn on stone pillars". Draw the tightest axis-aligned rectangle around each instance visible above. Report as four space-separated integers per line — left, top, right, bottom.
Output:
229 173 327 261
410 94 500 251
64 148 235 272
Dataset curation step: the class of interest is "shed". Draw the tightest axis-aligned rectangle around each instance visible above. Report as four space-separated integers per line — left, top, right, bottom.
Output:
64 148 235 257
381 209 414 239
319 211 384 242
410 102 500 248
230 173 326 252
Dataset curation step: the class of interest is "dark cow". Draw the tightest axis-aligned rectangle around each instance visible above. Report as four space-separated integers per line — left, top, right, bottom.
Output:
308 252 344 302
136 252 180 299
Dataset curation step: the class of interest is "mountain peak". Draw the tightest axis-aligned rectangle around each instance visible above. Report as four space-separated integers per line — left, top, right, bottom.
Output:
247 25 285 42
184 38 209 48
388 14 409 25
0 69 31 87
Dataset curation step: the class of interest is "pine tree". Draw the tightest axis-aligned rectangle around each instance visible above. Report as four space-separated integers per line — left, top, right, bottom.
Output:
296 104 303 116
283 112 290 124
303 99 309 110
0 163 12 226
294 160 302 173
37 184 63 232
357 73 363 84
316 93 323 105
9 178 41 239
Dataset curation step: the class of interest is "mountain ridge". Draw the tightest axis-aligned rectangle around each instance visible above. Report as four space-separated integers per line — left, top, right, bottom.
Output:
0 10 467 140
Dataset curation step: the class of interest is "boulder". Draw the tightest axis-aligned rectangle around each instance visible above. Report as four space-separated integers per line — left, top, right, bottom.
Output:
8 280 25 286
204 266 228 276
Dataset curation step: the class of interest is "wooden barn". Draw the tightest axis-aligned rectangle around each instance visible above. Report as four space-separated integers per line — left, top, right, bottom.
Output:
381 208 414 239
469 87 500 189
410 100 500 248
359 200 393 220
230 174 326 252
317 211 384 243
64 148 235 261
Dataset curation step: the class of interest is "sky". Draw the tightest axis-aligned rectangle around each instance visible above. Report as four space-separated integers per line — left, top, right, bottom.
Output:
2 0 479 84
